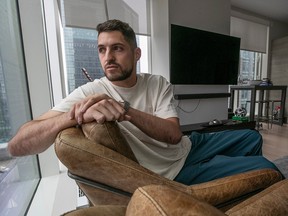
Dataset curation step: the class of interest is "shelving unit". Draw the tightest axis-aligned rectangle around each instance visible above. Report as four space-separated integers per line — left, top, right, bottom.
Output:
229 85 287 126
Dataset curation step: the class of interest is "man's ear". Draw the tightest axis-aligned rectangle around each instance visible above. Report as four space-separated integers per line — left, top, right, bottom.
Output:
135 47 141 61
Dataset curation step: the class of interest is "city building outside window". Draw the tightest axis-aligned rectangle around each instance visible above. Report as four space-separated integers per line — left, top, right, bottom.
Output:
237 50 264 111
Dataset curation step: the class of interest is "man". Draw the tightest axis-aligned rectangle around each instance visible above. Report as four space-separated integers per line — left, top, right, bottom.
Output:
8 19 280 185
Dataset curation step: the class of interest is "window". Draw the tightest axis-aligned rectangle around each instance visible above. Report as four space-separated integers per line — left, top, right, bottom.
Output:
238 50 263 85
230 15 269 114
63 27 101 92
0 1 40 215
237 50 264 110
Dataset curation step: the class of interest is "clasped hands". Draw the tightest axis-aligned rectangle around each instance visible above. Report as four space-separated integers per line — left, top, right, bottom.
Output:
68 94 130 125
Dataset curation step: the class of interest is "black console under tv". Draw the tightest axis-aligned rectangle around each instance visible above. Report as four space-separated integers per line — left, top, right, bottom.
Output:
170 24 241 85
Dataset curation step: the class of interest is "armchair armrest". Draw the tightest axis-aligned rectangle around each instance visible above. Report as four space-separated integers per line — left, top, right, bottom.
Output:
188 168 282 208
226 179 288 215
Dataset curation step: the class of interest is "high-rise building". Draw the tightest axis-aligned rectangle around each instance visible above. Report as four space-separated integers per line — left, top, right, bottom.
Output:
64 27 104 93
0 59 12 143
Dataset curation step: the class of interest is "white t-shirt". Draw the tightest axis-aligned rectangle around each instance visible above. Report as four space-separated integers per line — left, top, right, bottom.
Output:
53 73 191 179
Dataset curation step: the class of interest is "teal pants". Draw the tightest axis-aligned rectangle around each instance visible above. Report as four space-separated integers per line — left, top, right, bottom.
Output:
174 129 280 185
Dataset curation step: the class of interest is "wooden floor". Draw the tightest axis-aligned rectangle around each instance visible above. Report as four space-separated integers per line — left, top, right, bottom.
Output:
260 123 288 161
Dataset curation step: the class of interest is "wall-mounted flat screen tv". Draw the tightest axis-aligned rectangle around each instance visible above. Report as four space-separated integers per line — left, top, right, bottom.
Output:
170 24 241 85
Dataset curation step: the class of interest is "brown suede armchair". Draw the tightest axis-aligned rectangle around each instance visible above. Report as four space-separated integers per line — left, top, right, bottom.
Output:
55 122 285 215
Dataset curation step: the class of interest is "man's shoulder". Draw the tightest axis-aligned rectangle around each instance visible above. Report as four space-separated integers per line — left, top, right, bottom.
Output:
138 73 169 84
77 78 109 95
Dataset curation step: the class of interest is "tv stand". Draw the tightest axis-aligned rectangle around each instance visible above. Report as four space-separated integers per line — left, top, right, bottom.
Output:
180 120 256 135
174 93 231 100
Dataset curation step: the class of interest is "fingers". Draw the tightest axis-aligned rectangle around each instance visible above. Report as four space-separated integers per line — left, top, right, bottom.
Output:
85 99 126 124
69 102 85 124
68 105 76 120
69 94 127 124
69 94 109 124
80 94 110 114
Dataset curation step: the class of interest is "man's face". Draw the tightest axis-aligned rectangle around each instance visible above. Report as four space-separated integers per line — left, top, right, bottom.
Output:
97 31 140 83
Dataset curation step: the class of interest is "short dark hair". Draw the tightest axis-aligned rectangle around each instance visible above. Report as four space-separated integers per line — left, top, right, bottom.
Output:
96 19 137 49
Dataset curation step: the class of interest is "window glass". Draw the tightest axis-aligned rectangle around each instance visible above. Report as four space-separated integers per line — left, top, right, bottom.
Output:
63 27 102 92
0 1 40 215
238 50 262 84
237 50 263 110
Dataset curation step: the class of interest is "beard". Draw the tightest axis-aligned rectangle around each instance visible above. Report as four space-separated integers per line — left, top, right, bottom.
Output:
104 63 134 82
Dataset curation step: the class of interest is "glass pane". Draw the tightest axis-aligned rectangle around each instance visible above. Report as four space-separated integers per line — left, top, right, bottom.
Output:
63 27 103 93
237 50 263 114
0 0 40 215
239 50 256 84
63 26 150 93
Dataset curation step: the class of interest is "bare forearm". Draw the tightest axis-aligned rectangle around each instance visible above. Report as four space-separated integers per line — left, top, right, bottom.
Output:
127 108 183 144
8 112 77 156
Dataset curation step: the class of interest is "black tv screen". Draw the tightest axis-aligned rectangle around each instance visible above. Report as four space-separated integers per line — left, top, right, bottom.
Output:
170 24 240 85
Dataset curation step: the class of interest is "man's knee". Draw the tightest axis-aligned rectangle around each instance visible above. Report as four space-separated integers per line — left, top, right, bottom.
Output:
245 129 263 145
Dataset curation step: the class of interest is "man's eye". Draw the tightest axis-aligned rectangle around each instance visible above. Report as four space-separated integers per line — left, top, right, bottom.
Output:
98 48 105 53
114 46 123 51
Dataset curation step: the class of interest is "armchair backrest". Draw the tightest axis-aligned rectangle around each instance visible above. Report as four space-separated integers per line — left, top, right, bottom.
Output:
54 122 188 205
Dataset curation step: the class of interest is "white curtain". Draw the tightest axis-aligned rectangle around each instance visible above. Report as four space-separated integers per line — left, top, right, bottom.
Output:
231 16 268 53
61 0 151 35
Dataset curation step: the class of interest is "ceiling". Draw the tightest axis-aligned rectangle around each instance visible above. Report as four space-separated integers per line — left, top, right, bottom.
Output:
231 0 288 24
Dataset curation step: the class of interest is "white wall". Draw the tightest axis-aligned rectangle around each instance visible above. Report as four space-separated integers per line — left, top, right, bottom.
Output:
267 21 288 79
151 0 232 125
150 0 170 80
